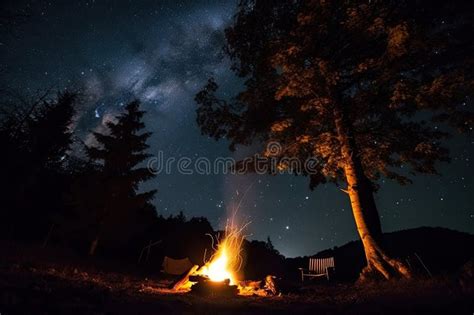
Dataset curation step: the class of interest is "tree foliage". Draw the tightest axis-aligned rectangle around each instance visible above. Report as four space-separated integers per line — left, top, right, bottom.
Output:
81 100 157 251
0 91 77 239
196 0 473 279
196 0 473 189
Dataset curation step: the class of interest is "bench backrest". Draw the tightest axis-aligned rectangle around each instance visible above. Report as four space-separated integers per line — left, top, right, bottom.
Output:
309 257 335 274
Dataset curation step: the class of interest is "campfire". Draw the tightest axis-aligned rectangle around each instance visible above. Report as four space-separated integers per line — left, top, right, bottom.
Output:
171 220 277 297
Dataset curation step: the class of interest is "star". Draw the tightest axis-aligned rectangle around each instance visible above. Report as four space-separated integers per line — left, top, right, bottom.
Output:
2 0 472 259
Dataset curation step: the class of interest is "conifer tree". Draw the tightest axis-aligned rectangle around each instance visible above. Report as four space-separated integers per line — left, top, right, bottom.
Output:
85 100 156 255
0 92 77 239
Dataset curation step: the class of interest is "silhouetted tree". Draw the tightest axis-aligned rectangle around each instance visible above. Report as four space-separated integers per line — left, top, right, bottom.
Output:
196 0 473 280
85 100 156 255
148 213 215 264
0 91 76 240
265 237 274 251
63 157 105 250
243 239 285 279
26 92 76 242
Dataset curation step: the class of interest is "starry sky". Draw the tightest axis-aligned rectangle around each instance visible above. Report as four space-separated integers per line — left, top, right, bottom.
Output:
1 0 473 257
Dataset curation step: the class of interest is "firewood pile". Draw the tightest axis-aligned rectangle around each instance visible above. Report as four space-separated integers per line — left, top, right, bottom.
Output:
189 276 238 297
170 265 279 297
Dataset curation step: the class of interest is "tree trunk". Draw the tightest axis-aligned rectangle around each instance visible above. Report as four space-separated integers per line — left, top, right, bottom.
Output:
42 223 55 248
334 107 411 280
89 211 108 256
89 235 100 256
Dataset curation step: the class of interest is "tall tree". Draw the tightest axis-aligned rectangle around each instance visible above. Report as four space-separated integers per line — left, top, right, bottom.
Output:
85 100 156 255
195 0 473 280
0 92 77 239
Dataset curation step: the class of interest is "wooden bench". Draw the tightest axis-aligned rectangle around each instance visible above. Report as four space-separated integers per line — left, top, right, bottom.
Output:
299 257 335 281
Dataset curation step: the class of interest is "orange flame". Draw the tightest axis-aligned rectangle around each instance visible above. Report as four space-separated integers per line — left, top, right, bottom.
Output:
167 215 273 296
200 243 235 283
198 219 248 285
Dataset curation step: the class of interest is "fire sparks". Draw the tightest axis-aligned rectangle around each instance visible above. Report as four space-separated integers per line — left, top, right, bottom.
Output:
170 186 277 296
197 219 247 285
168 219 277 297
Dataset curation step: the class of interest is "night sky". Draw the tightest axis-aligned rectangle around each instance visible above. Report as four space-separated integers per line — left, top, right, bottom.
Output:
1 0 473 257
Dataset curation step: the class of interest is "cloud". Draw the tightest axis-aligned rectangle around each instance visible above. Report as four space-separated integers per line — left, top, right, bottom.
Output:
72 3 237 154
83 110 120 147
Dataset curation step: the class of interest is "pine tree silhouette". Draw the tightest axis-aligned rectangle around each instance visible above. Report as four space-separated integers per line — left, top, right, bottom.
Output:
0 91 77 240
85 100 156 255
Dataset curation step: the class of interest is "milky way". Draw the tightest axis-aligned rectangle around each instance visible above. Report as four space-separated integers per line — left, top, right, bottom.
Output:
1 0 473 257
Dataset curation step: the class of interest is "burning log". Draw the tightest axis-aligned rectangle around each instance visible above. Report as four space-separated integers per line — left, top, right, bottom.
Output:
169 219 279 297
171 267 279 297
237 275 278 296
171 265 199 291
264 275 278 295
191 277 238 297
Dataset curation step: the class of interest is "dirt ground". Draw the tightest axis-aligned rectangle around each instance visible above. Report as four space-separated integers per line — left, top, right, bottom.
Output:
1 257 473 315
0 241 472 315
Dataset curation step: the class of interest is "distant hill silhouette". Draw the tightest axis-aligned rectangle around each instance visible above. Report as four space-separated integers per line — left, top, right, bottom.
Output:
285 227 474 281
